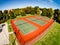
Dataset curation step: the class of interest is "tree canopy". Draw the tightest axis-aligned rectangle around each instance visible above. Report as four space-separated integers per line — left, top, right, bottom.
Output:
0 6 60 23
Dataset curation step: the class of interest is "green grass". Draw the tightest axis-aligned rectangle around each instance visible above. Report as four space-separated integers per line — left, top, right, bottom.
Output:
16 14 34 19
9 34 16 45
6 15 60 45
8 25 13 32
6 19 13 32
34 22 60 45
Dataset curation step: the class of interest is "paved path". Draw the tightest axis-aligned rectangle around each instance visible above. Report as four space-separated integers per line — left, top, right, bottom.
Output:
0 23 9 45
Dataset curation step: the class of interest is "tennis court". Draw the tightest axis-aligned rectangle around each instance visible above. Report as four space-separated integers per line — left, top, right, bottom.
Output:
27 17 47 26
11 15 54 45
15 20 37 35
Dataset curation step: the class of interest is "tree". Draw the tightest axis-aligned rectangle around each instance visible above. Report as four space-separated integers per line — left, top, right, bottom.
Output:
13 8 20 16
41 8 48 16
9 10 16 19
34 6 39 13
47 8 54 18
3 10 8 20
37 8 41 15
0 10 3 20
53 9 60 23
57 10 60 23
25 6 33 14
20 9 26 16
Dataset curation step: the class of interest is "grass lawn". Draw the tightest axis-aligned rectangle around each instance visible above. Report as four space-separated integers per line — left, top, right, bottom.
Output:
34 22 60 45
6 15 60 45
6 19 13 32
9 34 16 45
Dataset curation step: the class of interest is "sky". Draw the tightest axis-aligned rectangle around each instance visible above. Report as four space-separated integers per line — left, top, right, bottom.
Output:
0 0 60 10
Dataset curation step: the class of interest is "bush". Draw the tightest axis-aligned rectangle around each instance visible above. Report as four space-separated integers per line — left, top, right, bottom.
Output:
0 20 5 24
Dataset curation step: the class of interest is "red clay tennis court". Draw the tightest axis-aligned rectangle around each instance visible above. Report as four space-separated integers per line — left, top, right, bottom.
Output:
11 16 54 45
